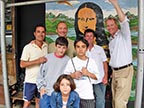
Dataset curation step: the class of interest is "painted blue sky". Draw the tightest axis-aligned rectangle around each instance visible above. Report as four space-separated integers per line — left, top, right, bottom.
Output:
46 0 138 18
46 0 137 11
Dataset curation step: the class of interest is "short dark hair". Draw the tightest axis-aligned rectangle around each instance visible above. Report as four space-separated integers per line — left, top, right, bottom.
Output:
55 37 68 47
84 29 96 37
53 74 76 92
34 24 46 32
74 37 89 48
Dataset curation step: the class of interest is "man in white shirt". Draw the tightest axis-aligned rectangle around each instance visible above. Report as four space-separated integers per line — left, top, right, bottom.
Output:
84 29 108 108
105 0 134 108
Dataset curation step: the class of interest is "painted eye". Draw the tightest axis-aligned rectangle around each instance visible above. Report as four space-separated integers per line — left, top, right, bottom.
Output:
89 18 95 20
78 18 85 21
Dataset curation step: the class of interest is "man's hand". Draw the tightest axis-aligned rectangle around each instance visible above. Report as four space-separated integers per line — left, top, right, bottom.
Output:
102 75 108 85
20 57 47 68
38 57 47 64
108 0 125 22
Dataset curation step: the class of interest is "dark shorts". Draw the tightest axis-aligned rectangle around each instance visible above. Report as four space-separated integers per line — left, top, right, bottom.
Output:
80 99 95 108
23 83 40 101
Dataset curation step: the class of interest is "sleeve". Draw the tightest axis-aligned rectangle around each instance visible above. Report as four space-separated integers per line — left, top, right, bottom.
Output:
50 92 57 108
120 16 131 40
36 63 47 91
64 59 75 74
100 47 107 62
20 45 30 61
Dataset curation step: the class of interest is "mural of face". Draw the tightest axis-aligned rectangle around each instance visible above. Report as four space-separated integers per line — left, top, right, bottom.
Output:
77 7 97 34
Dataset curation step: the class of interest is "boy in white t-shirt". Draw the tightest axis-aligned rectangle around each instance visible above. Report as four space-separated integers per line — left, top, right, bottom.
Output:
64 38 100 108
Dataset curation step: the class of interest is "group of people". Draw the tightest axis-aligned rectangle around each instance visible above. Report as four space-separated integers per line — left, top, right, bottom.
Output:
20 0 134 108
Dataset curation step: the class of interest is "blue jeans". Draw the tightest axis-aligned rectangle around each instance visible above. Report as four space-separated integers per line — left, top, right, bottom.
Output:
93 83 106 108
39 94 51 108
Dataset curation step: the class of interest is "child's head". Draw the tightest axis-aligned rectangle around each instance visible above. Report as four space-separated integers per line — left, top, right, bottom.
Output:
74 38 89 57
53 74 76 92
55 37 68 47
55 37 68 57
74 38 89 48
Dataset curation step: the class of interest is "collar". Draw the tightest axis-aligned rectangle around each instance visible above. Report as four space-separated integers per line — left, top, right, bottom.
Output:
31 41 47 48
54 52 65 58
110 30 120 41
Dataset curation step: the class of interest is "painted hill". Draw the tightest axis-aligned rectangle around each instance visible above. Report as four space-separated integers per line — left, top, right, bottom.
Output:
45 12 74 34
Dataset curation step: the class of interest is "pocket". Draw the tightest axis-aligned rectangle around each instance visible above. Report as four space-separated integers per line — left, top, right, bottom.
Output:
115 68 130 79
117 78 127 89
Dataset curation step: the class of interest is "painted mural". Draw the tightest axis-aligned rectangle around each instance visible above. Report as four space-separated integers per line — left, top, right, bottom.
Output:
45 0 138 102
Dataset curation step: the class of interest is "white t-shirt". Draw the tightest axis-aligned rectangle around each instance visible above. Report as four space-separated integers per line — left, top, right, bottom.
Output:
62 101 67 108
20 42 47 83
86 45 107 84
64 56 99 99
